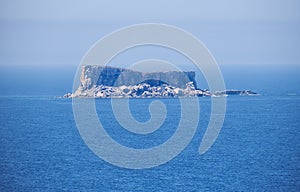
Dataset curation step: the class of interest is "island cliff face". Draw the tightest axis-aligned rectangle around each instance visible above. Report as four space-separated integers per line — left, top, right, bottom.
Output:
64 65 258 98
80 65 197 90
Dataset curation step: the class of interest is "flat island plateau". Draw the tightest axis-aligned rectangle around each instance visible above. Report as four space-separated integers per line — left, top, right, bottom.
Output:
64 65 258 98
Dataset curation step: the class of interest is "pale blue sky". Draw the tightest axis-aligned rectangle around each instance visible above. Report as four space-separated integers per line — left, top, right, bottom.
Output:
0 0 300 67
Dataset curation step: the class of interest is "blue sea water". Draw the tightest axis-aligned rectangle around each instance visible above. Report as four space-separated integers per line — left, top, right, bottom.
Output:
0 94 299 191
0 64 299 191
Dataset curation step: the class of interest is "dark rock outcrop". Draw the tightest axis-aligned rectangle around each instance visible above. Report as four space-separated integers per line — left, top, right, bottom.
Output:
214 90 258 96
64 65 259 98
80 65 197 90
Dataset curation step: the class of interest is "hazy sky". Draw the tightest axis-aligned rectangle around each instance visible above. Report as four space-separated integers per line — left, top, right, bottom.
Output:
0 0 300 67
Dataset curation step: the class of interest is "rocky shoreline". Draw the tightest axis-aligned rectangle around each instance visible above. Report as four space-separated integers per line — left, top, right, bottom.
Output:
64 82 258 98
64 66 258 98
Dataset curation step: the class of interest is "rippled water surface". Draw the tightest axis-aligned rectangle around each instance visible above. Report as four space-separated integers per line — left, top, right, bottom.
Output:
0 95 299 191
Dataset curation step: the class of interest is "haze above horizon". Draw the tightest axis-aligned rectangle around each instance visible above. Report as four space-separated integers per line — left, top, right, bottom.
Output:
0 0 300 68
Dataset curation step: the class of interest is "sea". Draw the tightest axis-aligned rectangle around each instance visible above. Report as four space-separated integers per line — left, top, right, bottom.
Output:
0 64 299 191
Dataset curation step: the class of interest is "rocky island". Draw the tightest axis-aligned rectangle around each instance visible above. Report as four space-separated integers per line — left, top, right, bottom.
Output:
64 65 258 98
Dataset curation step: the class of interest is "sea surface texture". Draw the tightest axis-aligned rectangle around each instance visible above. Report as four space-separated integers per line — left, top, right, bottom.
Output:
0 95 299 191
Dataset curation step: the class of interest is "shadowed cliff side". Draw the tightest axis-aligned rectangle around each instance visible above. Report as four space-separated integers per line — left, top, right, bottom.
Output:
64 65 258 98
80 65 197 90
